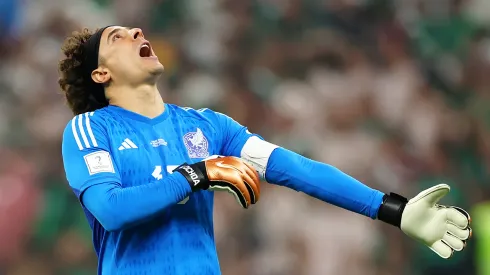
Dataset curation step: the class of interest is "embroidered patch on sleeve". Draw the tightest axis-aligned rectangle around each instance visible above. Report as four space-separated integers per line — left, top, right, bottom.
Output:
83 151 115 175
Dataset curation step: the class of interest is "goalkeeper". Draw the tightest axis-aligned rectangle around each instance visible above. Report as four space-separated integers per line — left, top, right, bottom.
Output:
59 26 472 275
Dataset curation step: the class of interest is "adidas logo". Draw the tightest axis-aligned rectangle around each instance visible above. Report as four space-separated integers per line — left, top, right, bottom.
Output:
118 138 138 151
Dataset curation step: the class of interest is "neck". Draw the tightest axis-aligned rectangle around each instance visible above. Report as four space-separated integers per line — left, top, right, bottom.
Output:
106 83 165 118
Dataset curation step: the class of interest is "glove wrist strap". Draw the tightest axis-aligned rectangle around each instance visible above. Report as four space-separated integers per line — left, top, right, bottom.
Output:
174 162 208 191
377 193 408 228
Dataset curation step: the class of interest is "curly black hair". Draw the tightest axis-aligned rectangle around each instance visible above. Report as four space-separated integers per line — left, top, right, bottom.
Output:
58 28 109 115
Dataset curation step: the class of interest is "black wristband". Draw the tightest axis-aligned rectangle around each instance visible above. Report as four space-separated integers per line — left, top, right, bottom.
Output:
377 192 408 228
174 162 208 191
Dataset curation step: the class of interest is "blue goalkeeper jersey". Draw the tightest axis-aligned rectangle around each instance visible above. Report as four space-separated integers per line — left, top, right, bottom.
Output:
61 104 256 275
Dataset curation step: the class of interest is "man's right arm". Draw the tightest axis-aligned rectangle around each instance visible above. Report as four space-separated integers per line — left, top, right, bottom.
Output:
62 113 191 232
82 176 190 231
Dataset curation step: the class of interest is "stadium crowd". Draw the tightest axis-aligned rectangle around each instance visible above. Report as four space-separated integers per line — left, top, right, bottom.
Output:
1 0 490 274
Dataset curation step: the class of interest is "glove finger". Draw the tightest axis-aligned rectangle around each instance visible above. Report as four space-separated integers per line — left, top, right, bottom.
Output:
240 172 259 204
447 223 471 240
410 184 450 205
210 173 252 208
443 233 465 251
212 182 249 208
228 159 260 201
430 240 454 259
219 157 259 185
446 207 470 229
241 160 260 188
224 180 251 208
242 165 261 199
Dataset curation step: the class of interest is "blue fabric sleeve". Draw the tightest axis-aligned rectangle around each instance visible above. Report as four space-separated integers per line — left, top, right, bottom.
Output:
82 173 191 232
62 113 191 231
62 113 121 193
203 109 383 218
265 147 385 219
204 109 258 157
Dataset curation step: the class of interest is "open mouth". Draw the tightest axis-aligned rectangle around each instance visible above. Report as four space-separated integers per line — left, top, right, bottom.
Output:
139 42 153 58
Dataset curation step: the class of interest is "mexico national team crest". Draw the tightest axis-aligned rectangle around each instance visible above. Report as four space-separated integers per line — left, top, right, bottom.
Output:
183 128 210 159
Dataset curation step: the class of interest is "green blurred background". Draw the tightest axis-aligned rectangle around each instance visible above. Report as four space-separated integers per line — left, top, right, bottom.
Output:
0 0 489 274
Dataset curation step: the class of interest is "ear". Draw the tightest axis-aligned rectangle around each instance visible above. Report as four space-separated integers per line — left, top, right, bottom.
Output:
91 67 111 84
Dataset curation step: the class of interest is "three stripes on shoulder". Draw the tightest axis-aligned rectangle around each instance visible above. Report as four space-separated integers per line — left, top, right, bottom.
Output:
70 112 138 151
71 112 98 150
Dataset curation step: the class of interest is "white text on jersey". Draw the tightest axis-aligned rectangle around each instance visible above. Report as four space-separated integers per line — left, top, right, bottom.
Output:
150 138 168 148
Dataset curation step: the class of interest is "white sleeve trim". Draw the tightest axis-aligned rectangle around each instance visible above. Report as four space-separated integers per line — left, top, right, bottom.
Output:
240 136 279 179
71 112 98 151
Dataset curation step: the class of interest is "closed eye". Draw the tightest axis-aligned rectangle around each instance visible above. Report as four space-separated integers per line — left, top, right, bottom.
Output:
112 33 122 42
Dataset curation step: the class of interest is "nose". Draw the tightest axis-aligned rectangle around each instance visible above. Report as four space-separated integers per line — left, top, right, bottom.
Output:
131 28 144 40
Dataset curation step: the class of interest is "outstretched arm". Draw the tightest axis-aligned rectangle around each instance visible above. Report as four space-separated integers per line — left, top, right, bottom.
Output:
210 109 472 259
263 144 383 218
240 137 472 259
241 137 383 218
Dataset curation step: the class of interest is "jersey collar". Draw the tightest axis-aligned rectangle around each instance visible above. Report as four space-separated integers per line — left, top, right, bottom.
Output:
107 103 170 125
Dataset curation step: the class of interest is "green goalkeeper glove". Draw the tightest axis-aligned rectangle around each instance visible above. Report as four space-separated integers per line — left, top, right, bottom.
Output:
378 184 472 259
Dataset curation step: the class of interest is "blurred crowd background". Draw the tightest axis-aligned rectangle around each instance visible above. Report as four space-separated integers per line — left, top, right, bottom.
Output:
1 0 490 274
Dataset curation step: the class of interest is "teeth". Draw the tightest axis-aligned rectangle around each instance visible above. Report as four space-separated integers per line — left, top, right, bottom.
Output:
141 44 149 49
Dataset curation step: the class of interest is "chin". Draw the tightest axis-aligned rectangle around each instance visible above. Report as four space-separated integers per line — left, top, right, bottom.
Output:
154 63 165 74
149 59 164 70
146 63 164 77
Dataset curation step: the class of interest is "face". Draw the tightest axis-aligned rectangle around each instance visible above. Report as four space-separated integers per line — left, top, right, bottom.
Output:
91 26 164 86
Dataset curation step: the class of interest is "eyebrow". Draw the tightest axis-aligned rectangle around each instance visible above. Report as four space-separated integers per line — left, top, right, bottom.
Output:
106 27 132 44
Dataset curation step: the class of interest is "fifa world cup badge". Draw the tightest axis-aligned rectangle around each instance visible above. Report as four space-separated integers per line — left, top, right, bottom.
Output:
183 128 210 158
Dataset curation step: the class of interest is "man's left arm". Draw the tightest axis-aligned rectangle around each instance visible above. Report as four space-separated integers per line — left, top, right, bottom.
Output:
215 110 384 218
214 111 472 259
242 138 383 218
